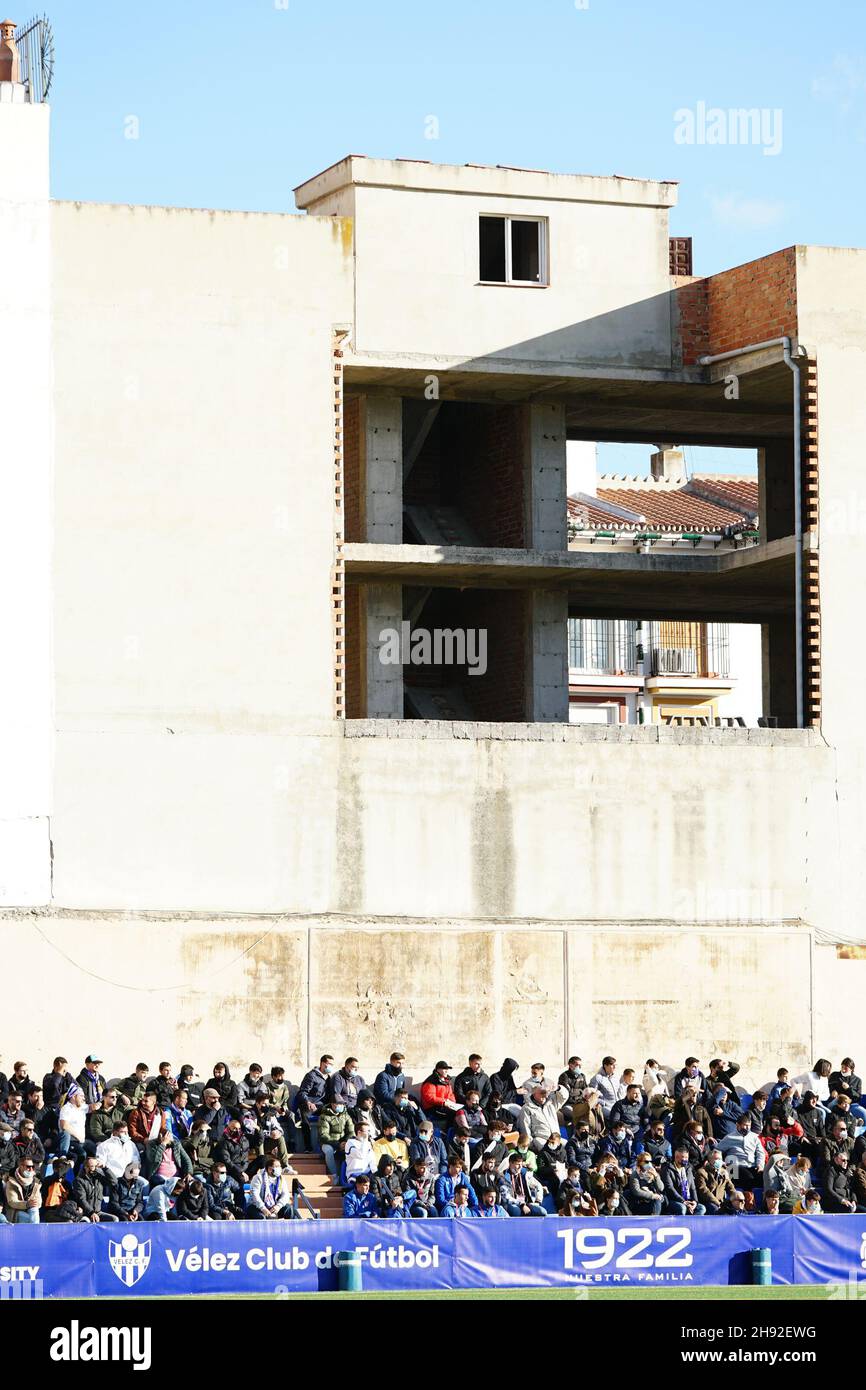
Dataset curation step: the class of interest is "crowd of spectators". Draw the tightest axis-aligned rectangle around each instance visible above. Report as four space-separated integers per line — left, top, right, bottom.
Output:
1 1049 864 1222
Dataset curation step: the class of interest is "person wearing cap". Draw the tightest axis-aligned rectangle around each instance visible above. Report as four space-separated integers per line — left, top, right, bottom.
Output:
498 1152 547 1217
107 1161 149 1221
75 1055 107 1111
420 1061 458 1129
408 1120 448 1176
342 1172 378 1218
519 1085 561 1153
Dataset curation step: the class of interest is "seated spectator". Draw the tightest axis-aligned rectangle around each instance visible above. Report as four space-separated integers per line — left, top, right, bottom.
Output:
784 1154 813 1211
476 1186 508 1218
509 1138 539 1174
571 1087 606 1137
589 1153 630 1212
238 1064 268 1110
165 1089 193 1141
672 1086 713 1144
536 1132 568 1203
383 1088 421 1141
718 1115 765 1188
409 1121 448 1176
643 1060 673 1117
471 1122 511 1172
707 1084 744 1139
343 1173 378 1218
471 1153 501 1204
498 1153 547 1217
769 1086 802 1134
760 1115 798 1165
147 1062 177 1109
184 1119 216 1175
828 1093 861 1138
707 1058 741 1099
330 1058 366 1111
674 1057 706 1104
447 1127 473 1173
746 1091 768 1133
13 1118 45 1176
762 1191 781 1215
178 1066 200 1105
626 1154 664 1215
371 1155 403 1215
596 1118 642 1171
679 1120 712 1171
86 1087 129 1146
558 1164 585 1207
295 1055 334 1152
247 1159 294 1220
824 1151 856 1213
434 1158 477 1214
96 1120 138 1181
7 1061 35 1100
191 1087 228 1145
565 1122 595 1178
214 1119 250 1186
120 1063 150 1108
318 1098 354 1177
253 1117 294 1177
108 1162 148 1222
489 1058 523 1118
373 1120 410 1172
642 1118 672 1167
559 1187 597 1217
265 1065 294 1144
453 1089 488 1144
174 1175 210 1221
609 1084 647 1137
40 1157 81 1223
73 1154 118 1223
349 1089 383 1141
519 1085 560 1152
558 1057 587 1120
660 1146 706 1215
796 1092 826 1159
725 1190 747 1215
768 1067 799 1104
829 1058 866 1128
820 1120 854 1169
401 1157 437 1217
851 1153 866 1213
520 1062 555 1100
23 1087 52 1145
42 1057 75 1112
58 1088 90 1164
420 1061 458 1128
205 1161 242 1220
443 1185 476 1219
598 1189 626 1217
796 1058 832 1112
127 1093 167 1149
588 1058 622 1119
696 1151 736 1214
344 1121 375 1181
144 1175 178 1221
793 1188 822 1215
373 1051 408 1108
4 1156 42 1224
0 1092 24 1136
454 1054 492 1108
204 1063 239 1114
143 1131 193 1186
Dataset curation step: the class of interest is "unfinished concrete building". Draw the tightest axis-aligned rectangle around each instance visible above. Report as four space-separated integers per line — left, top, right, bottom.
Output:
2 86 865 1085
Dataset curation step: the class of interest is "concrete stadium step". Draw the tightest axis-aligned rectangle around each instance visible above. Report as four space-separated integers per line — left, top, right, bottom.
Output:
286 1151 344 1219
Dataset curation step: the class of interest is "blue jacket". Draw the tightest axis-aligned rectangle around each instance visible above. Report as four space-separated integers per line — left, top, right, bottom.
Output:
475 1202 509 1218
296 1067 329 1112
343 1190 378 1218
374 1064 406 1108
595 1132 642 1167
710 1095 745 1139
443 1202 478 1217
206 1174 241 1216
434 1171 478 1212
409 1132 448 1175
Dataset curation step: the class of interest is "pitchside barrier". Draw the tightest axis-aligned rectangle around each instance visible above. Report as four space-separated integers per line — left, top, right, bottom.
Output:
2 1216 866 1296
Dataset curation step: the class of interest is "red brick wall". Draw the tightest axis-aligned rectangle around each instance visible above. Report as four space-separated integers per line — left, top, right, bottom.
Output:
450 404 528 548
675 248 798 365
343 583 364 718
343 396 362 542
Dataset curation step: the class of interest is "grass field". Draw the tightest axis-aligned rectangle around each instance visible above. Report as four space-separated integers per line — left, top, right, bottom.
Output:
119 1284 833 1301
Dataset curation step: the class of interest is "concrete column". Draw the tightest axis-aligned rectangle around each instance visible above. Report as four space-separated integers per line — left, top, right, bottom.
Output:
761 618 796 728
0 93 52 904
527 591 569 722
361 396 402 543
528 402 566 550
365 584 403 718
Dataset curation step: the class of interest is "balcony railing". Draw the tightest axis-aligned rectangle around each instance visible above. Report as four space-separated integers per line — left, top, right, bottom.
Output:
569 619 732 679
569 619 637 675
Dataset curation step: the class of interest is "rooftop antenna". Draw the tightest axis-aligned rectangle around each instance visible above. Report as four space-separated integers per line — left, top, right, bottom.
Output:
14 13 54 102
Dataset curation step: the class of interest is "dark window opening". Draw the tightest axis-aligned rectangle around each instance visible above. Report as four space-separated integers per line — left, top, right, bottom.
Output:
479 216 506 283
511 218 541 282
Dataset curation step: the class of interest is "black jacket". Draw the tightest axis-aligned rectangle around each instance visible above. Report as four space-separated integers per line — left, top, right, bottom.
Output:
215 1132 251 1185
829 1071 862 1103
490 1059 521 1107
453 1067 492 1108
73 1170 110 1218
204 1069 240 1112
42 1071 75 1109
824 1164 854 1212
174 1183 209 1220
558 1069 588 1107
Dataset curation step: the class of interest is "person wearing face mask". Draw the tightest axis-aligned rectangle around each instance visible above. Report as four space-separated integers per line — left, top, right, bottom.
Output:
329 1058 366 1110
295 1054 335 1153
4 1156 42 1223
420 1061 458 1128
247 1159 295 1219
536 1133 569 1205
681 1120 712 1170
674 1058 706 1105
641 1119 672 1167
707 1083 744 1140
408 1121 448 1176
793 1187 822 1215
557 1057 588 1120
350 1088 384 1140
660 1145 705 1215
382 1087 421 1141
0 1123 18 1177
696 1150 736 1213
824 1151 856 1213
489 1058 523 1119
565 1123 596 1178
107 1162 148 1221
318 1097 355 1177
627 1154 665 1216
595 1120 642 1172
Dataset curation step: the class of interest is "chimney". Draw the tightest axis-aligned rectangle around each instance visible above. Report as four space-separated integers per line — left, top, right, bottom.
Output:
0 20 19 84
650 444 685 483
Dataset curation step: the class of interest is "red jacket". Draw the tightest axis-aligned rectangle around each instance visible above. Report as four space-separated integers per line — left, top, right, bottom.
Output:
420 1077 456 1113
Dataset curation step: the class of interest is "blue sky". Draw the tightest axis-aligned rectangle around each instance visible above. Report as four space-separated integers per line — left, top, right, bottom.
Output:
40 0 865 475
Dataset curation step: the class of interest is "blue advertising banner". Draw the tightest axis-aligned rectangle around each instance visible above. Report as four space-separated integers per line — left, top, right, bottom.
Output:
0 1215 860 1297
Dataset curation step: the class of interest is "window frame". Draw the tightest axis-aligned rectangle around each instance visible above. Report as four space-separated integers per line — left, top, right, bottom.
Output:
478 213 549 288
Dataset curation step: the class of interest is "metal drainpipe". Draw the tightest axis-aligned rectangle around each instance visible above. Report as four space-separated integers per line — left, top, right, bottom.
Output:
698 337 805 729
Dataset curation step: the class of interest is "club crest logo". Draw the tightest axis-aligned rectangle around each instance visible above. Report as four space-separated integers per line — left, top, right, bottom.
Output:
108 1232 152 1287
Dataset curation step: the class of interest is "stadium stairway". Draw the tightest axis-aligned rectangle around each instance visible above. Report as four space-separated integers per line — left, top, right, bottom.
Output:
289 1151 344 1219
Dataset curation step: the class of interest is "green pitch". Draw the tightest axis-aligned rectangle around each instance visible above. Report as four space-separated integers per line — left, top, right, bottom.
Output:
119 1284 833 1301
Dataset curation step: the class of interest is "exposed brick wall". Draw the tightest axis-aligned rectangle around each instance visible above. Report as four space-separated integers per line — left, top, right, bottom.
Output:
343 395 362 543
402 588 528 722
448 404 528 548
674 248 798 365
343 583 364 719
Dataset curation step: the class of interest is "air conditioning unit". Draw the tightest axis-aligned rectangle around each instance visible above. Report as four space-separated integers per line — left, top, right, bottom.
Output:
654 647 698 675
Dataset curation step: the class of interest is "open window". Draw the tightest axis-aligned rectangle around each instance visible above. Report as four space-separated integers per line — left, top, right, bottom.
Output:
479 215 547 285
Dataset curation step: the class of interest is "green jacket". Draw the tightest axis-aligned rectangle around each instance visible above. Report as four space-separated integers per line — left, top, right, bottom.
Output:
85 1103 130 1144
318 1107 354 1147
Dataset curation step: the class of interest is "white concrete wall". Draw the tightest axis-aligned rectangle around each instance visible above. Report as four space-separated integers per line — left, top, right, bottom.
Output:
0 96 51 905
718 623 764 725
